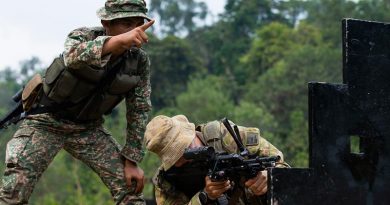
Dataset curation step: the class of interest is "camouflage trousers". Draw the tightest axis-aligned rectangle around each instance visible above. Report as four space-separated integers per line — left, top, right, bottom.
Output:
0 114 145 205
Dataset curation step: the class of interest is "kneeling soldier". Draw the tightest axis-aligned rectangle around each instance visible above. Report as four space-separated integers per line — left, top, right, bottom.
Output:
145 115 289 205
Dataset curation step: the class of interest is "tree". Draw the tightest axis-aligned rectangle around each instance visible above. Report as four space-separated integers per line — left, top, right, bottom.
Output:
149 0 208 36
160 75 235 124
240 22 341 166
233 101 276 129
304 0 390 47
240 22 298 81
19 56 45 84
187 0 305 86
144 35 206 110
283 110 308 167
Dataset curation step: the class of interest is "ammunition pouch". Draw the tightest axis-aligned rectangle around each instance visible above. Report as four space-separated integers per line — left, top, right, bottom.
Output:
42 53 141 121
197 120 227 153
198 121 261 154
22 74 43 112
43 57 105 104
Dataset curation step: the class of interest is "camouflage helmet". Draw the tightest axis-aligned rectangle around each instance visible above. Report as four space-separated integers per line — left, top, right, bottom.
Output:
145 115 196 170
97 0 152 21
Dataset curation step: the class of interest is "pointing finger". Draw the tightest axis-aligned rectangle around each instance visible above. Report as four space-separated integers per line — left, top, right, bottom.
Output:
139 19 155 31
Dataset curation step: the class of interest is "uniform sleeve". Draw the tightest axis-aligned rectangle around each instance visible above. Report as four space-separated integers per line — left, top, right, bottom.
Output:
188 192 203 205
256 137 290 168
121 51 152 163
63 27 112 68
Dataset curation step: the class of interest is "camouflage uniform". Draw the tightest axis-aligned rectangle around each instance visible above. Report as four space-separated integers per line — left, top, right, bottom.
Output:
0 1 152 204
153 120 289 205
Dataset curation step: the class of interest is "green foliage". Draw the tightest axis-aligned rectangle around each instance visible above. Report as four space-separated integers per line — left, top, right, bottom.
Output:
104 102 127 144
241 22 325 82
223 0 292 31
283 110 308 167
233 101 277 132
174 75 235 124
139 151 161 198
149 0 208 35
243 22 340 138
233 101 280 145
187 0 300 84
305 0 390 46
246 46 340 135
240 22 296 79
0 69 20 94
145 35 207 110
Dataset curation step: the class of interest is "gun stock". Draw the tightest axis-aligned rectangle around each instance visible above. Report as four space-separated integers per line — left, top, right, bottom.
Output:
0 87 25 130
0 101 24 130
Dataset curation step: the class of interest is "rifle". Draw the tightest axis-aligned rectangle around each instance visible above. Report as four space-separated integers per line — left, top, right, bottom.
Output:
0 88 25 129
0 74 44 130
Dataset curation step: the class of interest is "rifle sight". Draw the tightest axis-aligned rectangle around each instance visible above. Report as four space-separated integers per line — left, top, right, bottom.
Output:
183 146 216 161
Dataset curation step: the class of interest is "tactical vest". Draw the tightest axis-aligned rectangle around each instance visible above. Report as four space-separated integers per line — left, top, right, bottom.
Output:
42 49 142 122
196 120 261 154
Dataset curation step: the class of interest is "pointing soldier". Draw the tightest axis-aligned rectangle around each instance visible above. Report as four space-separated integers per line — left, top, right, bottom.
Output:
0 0 154 204
145 115 289 205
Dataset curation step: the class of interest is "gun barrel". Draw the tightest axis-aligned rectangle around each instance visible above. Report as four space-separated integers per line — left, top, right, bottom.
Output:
247 155 280 164
12 88 23 102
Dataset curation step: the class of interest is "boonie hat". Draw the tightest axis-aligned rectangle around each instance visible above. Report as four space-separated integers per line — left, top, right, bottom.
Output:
97 0 152 21
145 115 195 170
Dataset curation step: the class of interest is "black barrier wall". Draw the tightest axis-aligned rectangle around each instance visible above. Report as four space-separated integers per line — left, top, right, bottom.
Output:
268 19 390 205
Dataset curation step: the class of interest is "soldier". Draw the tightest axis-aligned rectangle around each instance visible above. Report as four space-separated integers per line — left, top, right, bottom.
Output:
0 0 154 204
145 115 289 205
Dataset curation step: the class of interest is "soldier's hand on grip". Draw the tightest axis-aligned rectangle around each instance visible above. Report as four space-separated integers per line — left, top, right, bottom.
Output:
204 176 231 200
245 170 268 196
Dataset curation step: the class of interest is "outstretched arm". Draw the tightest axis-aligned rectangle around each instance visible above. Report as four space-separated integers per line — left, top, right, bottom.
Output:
102 20 155 57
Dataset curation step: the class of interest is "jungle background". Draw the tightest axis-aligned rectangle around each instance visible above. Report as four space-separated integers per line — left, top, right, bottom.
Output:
1 0 390 204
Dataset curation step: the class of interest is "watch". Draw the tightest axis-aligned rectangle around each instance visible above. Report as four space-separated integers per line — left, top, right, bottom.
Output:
199 190 216 205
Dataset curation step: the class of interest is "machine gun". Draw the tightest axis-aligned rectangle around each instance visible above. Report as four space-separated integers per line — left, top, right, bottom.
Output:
183 146 280 182
183 117 280 181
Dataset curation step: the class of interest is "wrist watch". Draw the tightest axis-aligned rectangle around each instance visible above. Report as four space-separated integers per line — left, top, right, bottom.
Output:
199 190 216 205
